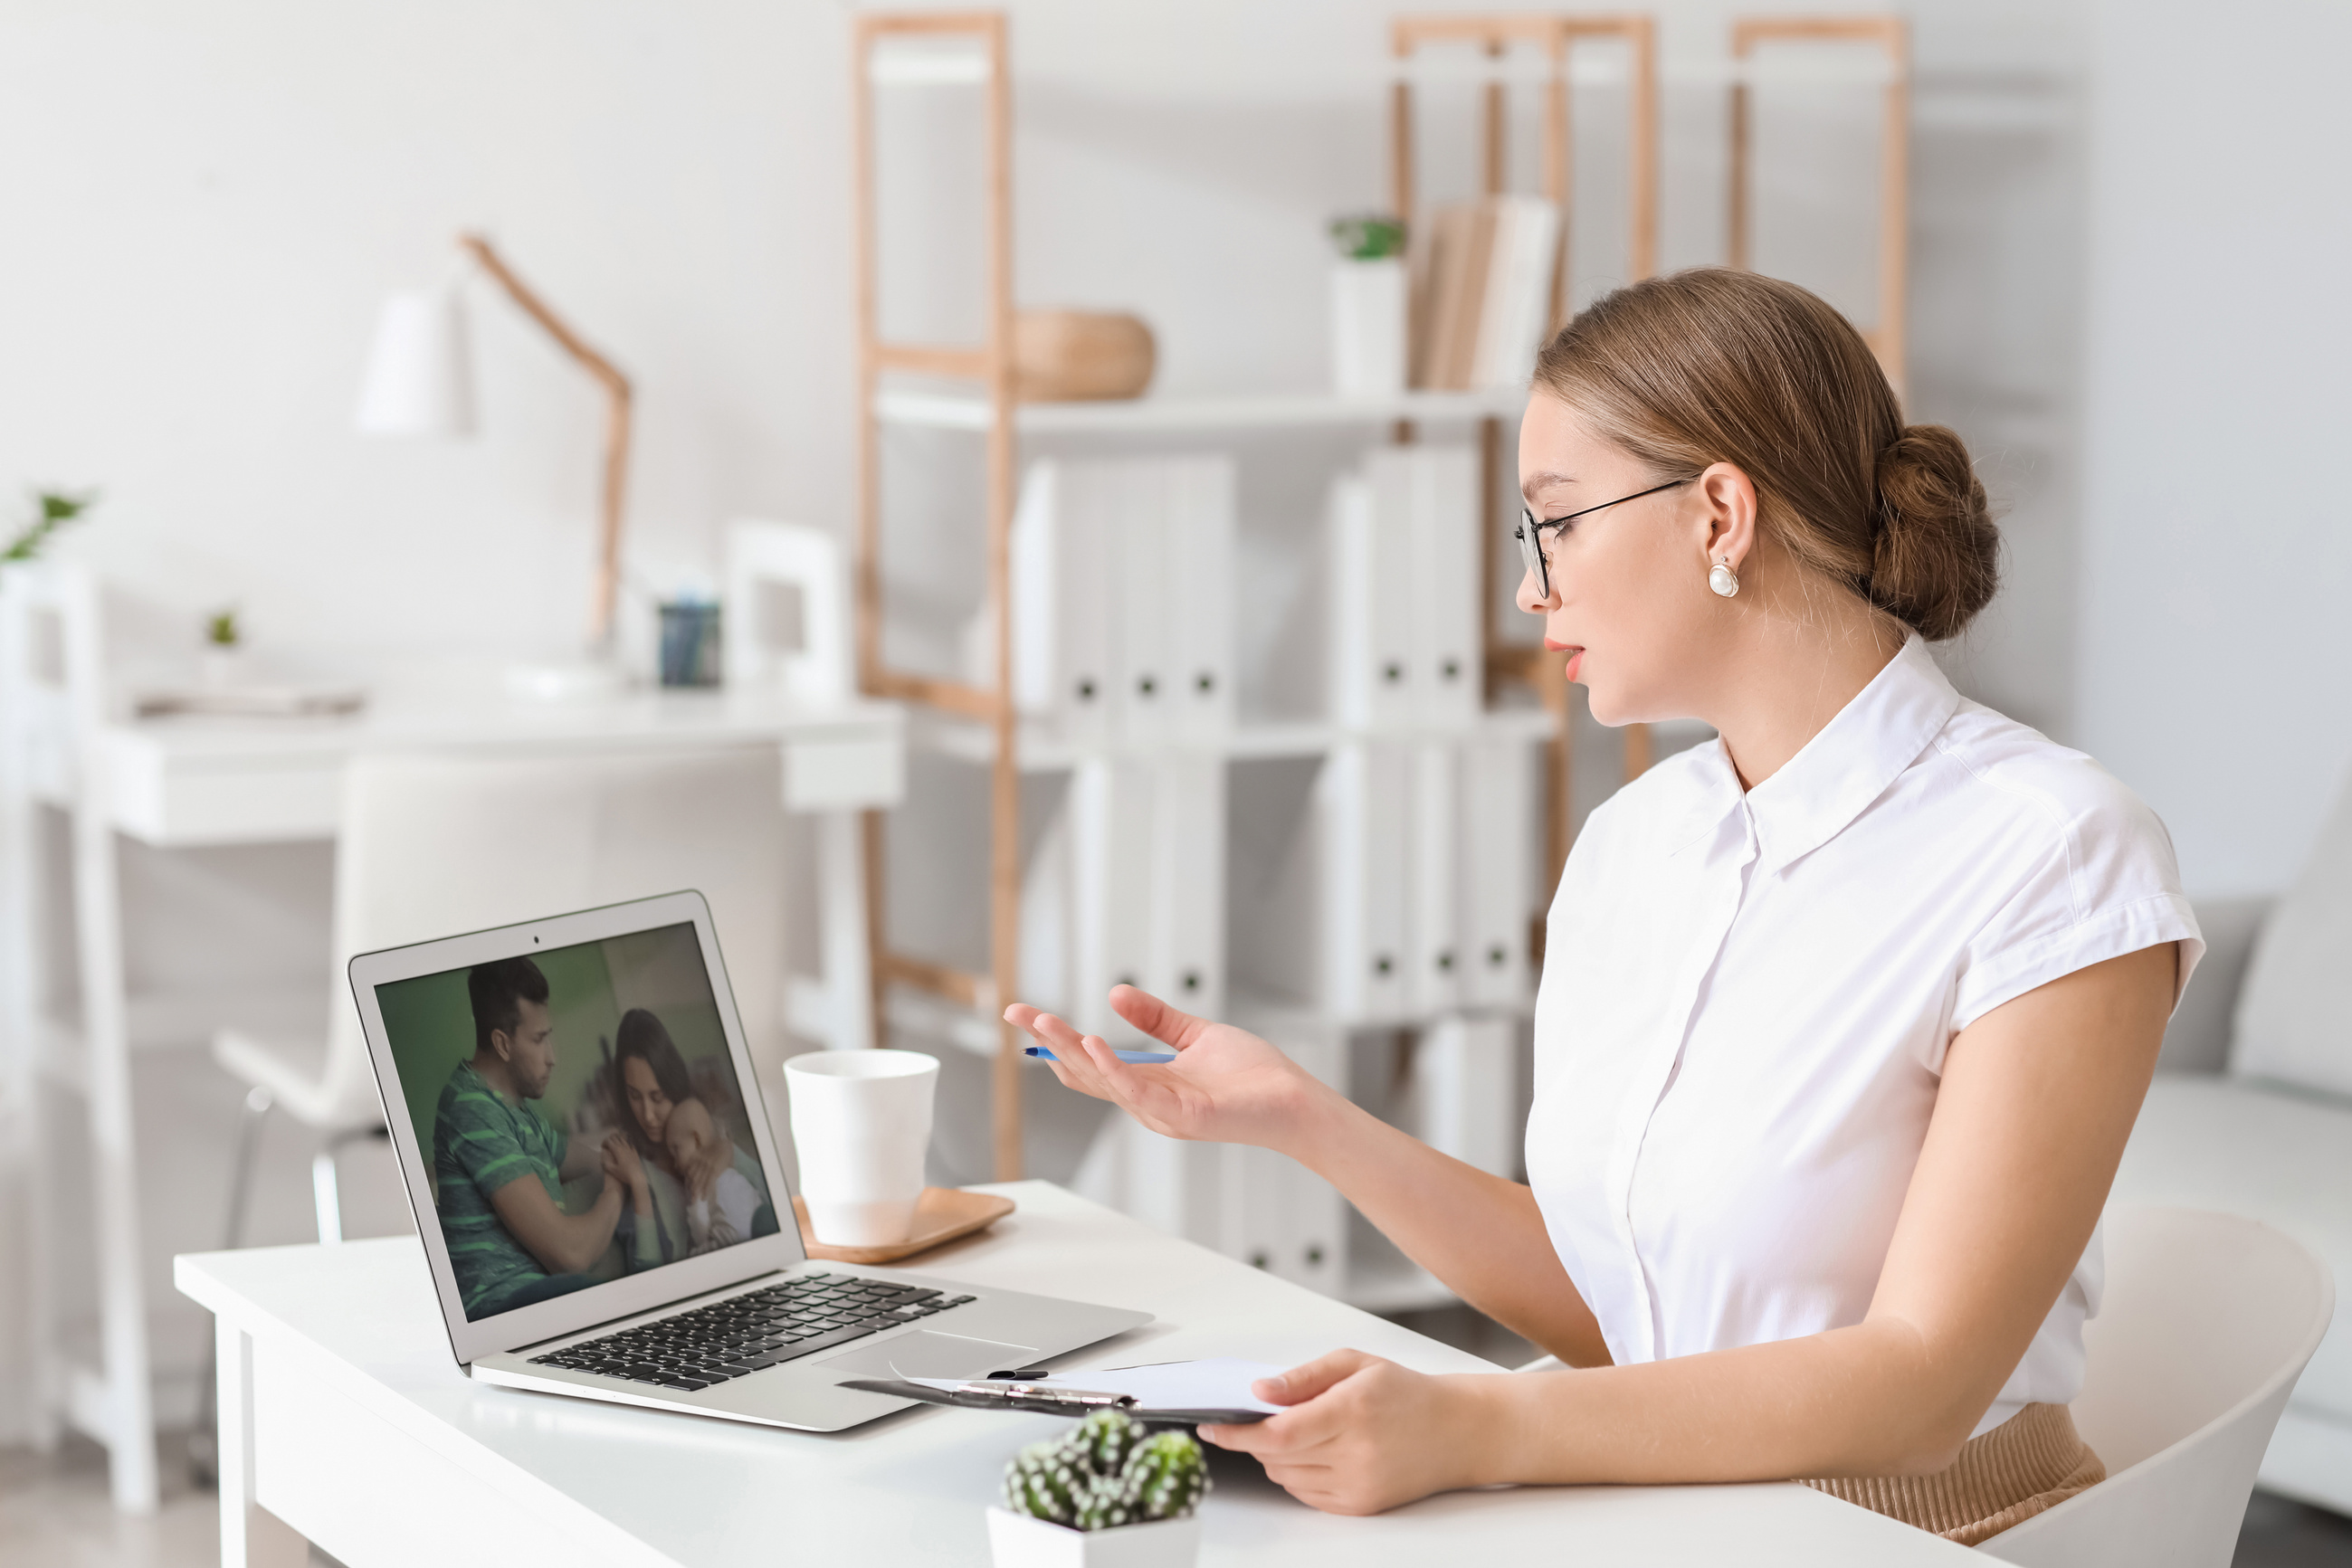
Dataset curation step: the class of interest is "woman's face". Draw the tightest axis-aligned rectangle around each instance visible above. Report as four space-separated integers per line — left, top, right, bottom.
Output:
1514 393 1747 727
623 1056 674 1151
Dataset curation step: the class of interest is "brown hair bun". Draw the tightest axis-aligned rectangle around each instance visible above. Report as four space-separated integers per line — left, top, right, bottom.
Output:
1870 423 1998 643
1531 268 2002 641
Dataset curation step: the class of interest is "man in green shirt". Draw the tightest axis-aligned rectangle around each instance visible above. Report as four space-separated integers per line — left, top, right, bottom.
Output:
433 957 643 1317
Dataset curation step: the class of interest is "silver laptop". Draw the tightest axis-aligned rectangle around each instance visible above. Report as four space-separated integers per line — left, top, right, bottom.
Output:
348 889 1150 1431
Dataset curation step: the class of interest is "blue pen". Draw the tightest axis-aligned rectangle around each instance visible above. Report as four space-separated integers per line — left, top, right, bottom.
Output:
1024 1046 1176 1065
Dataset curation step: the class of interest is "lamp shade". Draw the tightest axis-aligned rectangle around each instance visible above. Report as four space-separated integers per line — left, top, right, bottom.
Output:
355 289 475 437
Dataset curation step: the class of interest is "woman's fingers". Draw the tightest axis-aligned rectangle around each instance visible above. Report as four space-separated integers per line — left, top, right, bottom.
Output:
1108 984 1207 1050
1253 1347 1380 1406
1003 1003 1117 1099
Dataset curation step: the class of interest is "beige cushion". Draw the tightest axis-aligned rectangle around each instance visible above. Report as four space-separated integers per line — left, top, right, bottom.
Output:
2112 1075 2352 1424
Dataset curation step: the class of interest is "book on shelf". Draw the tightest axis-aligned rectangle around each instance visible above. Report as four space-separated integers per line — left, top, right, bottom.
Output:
1411 195 1562 392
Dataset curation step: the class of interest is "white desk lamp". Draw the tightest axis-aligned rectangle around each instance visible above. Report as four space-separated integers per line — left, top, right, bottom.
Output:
357 233 634 698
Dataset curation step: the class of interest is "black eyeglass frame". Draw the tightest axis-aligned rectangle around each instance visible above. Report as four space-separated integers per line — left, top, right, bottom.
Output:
1514 478 1692 600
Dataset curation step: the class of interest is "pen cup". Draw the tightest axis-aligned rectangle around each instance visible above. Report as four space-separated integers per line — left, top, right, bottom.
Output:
784 1049 938 1247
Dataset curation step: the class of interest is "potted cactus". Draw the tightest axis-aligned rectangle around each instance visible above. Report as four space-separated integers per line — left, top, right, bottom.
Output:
988 1408 1208 1567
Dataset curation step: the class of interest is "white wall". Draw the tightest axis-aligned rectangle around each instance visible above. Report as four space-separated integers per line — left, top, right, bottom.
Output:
0 0 2100 1439
2077 0 2352 898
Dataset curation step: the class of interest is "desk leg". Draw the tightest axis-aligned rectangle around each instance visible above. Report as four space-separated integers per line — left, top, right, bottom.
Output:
214 1316 309 1568
817 810 875 1051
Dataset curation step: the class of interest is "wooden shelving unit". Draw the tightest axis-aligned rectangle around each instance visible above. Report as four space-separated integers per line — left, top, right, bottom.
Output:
1388 11 1661 890
1729 14 1910 394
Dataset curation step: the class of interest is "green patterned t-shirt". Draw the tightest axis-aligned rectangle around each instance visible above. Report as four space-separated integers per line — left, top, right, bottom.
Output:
433 1060 567 1317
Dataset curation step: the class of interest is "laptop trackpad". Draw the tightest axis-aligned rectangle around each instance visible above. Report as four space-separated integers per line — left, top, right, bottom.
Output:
821 1330 1043 1382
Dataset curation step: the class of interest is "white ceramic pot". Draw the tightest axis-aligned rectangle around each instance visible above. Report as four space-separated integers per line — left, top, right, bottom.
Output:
1329 258 1408 396
783 1049 938 1246
986 1508 1201 1568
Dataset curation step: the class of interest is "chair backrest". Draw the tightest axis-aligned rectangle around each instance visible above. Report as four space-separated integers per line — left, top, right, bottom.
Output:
1980 1206 2333 1567
307 744 789 1134
2229 768 2352 1096
724 519 852 704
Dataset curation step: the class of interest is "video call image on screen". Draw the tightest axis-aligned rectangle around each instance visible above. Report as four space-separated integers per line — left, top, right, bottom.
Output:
376 922 780 1322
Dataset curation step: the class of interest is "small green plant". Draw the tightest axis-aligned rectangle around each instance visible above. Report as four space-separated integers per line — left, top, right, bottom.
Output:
2 489 97 563
1329 213 1406 261
1000 1409 1208 1532
205 608 241 648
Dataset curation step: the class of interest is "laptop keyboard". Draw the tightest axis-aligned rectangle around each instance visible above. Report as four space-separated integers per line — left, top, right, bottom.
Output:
528 1272 977 1392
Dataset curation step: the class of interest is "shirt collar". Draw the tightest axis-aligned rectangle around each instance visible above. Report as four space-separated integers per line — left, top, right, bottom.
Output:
1744 635 1960 873
1659 635 1960 870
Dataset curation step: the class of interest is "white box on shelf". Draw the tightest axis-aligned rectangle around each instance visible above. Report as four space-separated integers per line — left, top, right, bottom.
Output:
1327 470 1414 730
1461 734 1538 1011
1402 444 1481 729
1116 462 1174 746
1146 750 1226 1020
1406 743 1462 1015
1068 757 1156 1042
1318 742 1409 1022
1011 460 1119 745
1165 456 1238 743
1414 1012 1519 1179
1470 195 1561 391
1119 1122 1224 1250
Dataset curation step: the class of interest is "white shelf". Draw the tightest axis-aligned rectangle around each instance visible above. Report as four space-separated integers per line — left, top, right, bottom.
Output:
908 706 1559 771
873 385 1528 435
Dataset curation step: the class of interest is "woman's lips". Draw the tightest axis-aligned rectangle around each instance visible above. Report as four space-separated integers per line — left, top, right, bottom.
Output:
1546 640 1585 679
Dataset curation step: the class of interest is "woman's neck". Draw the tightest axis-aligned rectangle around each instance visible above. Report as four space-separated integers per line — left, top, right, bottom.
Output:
1703 596 1906 791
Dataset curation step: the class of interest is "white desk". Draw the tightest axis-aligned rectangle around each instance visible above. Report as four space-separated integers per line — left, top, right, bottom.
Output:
175 1182 1974 1567
3 664 905 1512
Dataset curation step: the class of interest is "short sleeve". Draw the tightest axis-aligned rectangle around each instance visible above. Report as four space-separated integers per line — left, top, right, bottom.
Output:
1950 784 2205 1034
444 1093 539 1197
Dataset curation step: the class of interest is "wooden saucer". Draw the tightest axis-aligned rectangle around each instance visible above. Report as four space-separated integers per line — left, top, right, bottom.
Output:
792 1186 1016 1265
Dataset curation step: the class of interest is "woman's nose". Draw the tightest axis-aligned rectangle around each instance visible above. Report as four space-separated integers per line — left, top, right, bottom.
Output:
1515 566 1557 615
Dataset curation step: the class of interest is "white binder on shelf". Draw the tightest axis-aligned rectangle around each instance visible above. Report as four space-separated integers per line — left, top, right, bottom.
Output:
1414 1013 1520 1179
1116 461 1174 746
1328 469 1414 731
1068 756 1156 1042
1010 460 1119 745
1319 741 1409 1022
1146 750 1226 1020
1403 444 1481 730
1461 734 1538 1011
1406 743 1462 1016
1166 456 1238 743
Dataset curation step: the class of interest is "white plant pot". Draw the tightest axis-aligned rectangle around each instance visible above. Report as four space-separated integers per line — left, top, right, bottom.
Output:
986 1507 1201 1568
1330 258 1408 396
197 645 247 689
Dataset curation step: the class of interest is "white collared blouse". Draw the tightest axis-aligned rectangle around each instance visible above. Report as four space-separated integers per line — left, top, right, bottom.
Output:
1525 637 2203 1436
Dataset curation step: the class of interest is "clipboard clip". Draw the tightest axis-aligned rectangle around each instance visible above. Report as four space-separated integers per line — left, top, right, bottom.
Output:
948 1381 1138 1411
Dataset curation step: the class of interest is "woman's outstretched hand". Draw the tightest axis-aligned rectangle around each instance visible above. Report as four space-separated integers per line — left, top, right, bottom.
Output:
1002 985 1331 1153
1197 1350 1489 1515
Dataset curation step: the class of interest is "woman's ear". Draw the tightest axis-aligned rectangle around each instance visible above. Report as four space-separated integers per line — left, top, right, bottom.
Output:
1695 461 1759 572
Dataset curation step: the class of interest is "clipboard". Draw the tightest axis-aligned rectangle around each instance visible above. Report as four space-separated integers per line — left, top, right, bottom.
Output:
837 1376 1272 1425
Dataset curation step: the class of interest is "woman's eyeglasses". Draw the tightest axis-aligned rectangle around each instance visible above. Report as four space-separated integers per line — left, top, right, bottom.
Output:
1513 478 1691 599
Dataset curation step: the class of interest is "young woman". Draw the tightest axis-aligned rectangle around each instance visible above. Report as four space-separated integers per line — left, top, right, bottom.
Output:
1003 268 2200 1544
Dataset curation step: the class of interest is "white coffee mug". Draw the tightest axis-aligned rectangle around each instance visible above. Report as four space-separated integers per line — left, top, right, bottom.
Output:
784 1049 938 1247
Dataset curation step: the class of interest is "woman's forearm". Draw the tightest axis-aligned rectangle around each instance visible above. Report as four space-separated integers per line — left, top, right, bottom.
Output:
1454 1316 1976 1488
1279 1083 1609 1366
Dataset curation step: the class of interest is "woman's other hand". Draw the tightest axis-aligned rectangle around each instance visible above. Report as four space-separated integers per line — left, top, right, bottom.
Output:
1197 1350 1490 1515
1002 985 1331 1152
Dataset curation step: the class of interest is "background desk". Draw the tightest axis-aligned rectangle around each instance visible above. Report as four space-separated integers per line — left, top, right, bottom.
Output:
175 1181 1974 1567
4 670 904 1510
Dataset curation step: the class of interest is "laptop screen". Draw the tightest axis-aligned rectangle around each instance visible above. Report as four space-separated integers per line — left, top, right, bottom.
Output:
373 919 781 1323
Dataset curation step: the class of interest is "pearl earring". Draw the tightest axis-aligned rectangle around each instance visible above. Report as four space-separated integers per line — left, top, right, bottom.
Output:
1708 556 1740 598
